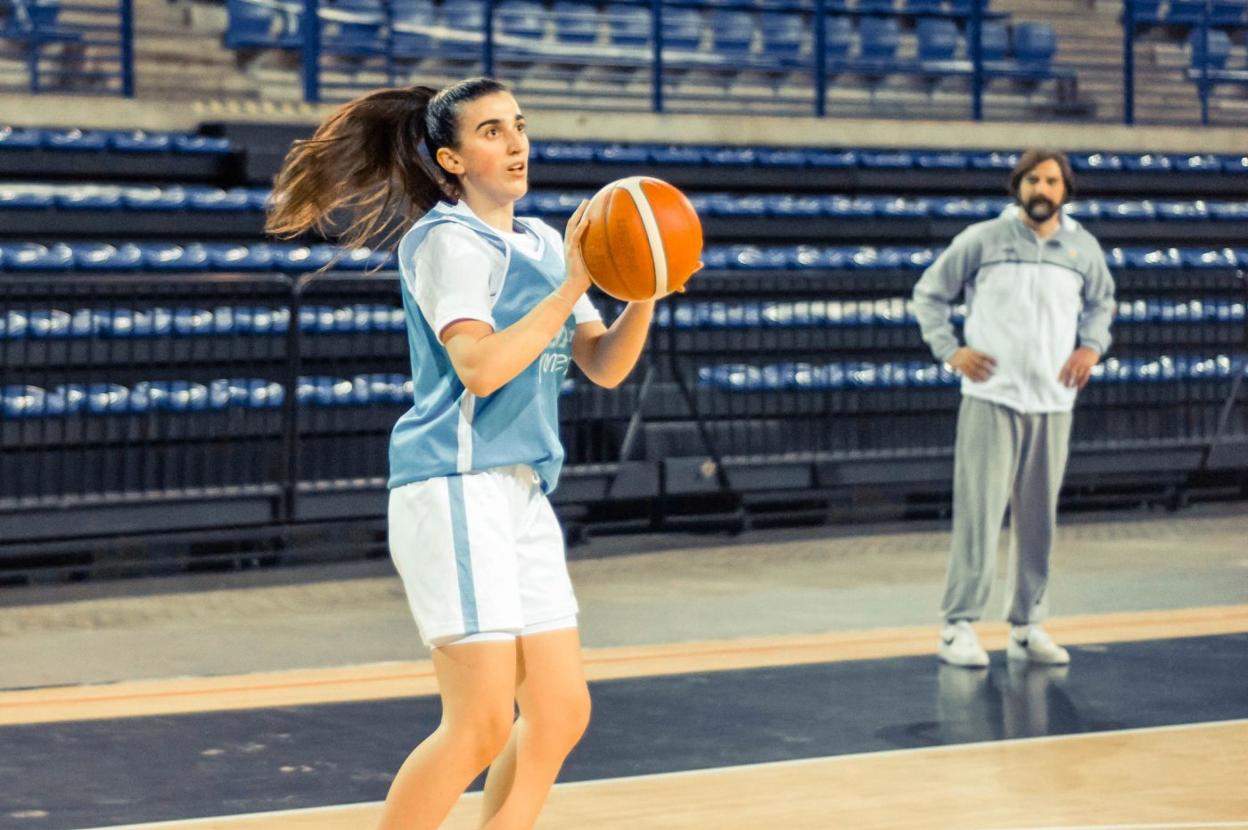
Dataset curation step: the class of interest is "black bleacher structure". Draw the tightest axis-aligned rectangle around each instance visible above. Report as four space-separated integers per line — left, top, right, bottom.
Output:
1 126 1246 581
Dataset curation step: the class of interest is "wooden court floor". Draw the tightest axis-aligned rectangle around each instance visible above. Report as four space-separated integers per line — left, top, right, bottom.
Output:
6 605 1248 830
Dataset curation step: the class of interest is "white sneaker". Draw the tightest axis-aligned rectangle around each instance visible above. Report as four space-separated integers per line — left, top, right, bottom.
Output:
1008 625 1070 665
939 620 989 668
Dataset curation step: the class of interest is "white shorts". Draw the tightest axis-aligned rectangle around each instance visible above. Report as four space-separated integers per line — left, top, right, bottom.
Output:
388 464 579 648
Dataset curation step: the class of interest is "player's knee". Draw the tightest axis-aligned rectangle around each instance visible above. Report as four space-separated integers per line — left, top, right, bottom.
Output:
531 683 591 752
446 706 514 767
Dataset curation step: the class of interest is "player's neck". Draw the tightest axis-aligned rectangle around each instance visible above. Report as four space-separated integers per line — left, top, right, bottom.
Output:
462 193 516 234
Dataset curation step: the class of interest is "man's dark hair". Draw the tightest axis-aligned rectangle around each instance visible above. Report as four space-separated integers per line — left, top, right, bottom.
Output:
1008 148 1076 204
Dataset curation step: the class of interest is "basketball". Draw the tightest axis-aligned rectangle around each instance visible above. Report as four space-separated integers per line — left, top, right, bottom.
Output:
578 176 703 302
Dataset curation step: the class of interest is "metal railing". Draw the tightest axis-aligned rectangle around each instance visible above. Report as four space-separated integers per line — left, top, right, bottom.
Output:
0 0 133 96
1122 0 1248 126
269 0 1071 120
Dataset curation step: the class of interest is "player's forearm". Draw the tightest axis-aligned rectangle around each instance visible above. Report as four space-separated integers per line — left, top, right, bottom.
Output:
451 288 582 397
579 301 655 388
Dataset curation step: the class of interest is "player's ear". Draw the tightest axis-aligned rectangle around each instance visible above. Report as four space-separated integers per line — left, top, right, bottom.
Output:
436 147 464 176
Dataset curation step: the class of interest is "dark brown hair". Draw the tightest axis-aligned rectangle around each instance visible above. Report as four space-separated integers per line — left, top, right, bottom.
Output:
265 77 508 254
1008 148 1076 205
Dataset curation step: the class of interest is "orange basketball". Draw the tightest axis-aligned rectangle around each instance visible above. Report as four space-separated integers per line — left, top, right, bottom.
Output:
578 176 703 302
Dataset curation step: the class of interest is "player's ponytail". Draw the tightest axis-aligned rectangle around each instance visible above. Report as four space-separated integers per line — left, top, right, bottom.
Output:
265 77 508 254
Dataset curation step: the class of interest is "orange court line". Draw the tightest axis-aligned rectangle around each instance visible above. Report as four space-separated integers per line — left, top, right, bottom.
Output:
2 604 1246 727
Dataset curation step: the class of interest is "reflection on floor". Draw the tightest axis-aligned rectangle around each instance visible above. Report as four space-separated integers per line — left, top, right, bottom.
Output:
4 626 1247 830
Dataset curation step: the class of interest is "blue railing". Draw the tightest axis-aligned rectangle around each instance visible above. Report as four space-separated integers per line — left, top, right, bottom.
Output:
255 0 1069 119
1123 0 1248 125
0 0 133 96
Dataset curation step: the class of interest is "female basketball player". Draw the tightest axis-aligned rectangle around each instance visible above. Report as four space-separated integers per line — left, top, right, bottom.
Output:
266 78 655 829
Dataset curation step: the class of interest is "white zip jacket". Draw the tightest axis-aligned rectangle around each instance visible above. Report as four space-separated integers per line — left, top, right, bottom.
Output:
912 206 1116 414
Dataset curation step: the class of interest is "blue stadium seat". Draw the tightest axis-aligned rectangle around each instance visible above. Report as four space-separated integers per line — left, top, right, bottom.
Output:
205 243 276 271
701 247 732 269
85 383 130 414
805 148 857 167
535 141 597 163
209 379 277 409
915 151 967 169
0 126 42 148
710 9 755 56
139 243 210 271
4 0 82 43
1210 0 1247 27
859 149 912 168
664 7 703 51
968 150 1018 169
856 0 894 11
497 1 546 43
1011 22 1056 70
552 2 597 44
42 129 108 150
931 197 997 219
727 245 790 269
917 18 958 62
857 16 900 65
1122 153 1171 172
1155 200 1208 221
1064 200 1101 221
1208 201 1248 220
605 4 648 47
189 188 253 211
225 0 301 49
1166 0 1206 25
1124 247 1181 269
878 197 929 217
759 12 805 61
1180 248 1238 268
977 20 1009 62
321 0 387 56
1071 152 1123 171
1222 155 1248 173
107 131 172 153
757 148 806 166
947 0 991 14
823 16 854 66
272 245 336 272
902 0 943 13
821 196 876 218
172 135 232 154
1171 153 1220 172
0 184 54 208
1124 0 1162 24
437 0 485 38
2 242 74 271
649 144 704 164
57 185 124 210
391 0 436 55
1189 28 1231 70
765 195 823 217
1100 200 1155 221
704 147 757 165
73 243 144 271
591 144 648 166
297 376 367 406
123 186 189 211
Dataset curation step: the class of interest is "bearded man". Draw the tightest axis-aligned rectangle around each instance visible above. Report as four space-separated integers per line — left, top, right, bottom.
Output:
912 148 1117 668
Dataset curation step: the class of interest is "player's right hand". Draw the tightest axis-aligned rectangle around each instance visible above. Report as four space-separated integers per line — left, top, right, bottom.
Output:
947 347 996 383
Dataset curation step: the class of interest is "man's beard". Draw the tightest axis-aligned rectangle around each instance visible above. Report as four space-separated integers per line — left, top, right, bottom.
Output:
1024 196 1057 222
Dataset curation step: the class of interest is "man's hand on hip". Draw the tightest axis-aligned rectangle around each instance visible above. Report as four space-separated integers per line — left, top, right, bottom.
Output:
1059 346 1100 389
947 347 996 383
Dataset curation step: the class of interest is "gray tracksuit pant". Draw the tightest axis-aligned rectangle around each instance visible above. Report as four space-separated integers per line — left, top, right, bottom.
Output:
941 396 1073 626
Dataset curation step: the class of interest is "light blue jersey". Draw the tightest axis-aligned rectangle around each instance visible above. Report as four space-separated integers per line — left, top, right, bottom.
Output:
388 201 576 493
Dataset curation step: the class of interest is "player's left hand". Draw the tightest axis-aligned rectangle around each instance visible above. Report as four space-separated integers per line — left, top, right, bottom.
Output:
1059 346 1100 389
